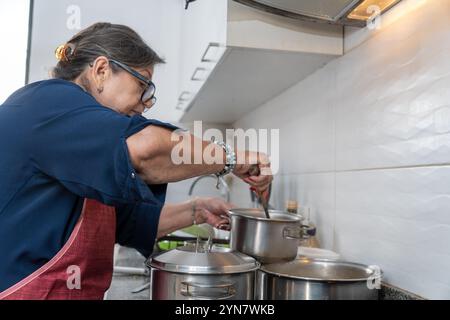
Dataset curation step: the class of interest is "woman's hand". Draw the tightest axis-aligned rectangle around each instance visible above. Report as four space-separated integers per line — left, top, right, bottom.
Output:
232 151 273 200
194 197 234 231
157 197 234 238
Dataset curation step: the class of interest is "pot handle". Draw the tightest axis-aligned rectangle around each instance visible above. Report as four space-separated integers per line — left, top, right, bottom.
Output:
180 281 236 300
283 225 316 240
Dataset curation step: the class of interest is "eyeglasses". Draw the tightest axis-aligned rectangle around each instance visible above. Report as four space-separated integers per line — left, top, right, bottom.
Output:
109 59 157 111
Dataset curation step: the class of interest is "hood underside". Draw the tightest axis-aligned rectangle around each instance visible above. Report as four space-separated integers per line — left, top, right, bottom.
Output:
233 0 402 27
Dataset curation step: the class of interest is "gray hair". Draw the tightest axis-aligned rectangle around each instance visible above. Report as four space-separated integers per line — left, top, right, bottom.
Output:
52 22 164 80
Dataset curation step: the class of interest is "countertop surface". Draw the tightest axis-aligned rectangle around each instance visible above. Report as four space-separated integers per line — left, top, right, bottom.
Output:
106 246 150 300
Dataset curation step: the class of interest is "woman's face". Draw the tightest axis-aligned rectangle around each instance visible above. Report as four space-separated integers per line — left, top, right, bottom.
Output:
76 56 155 116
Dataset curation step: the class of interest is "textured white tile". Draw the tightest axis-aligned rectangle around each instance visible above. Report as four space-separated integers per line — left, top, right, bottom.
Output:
335 166 450 299
228 176 257 208
295 173 336 250
336 44 450 170
336 1 450 171
235 62 337 174
166 176 229 203
229 172 295 210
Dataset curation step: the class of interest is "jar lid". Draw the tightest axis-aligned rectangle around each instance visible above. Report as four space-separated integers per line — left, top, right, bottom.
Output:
148 243 259 274
260 258 381 282
286 200 298 210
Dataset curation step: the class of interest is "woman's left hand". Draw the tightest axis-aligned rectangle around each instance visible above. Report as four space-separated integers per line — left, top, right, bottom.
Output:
194 197 234 231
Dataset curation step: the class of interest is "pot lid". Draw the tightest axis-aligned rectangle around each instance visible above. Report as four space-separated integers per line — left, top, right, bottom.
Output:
260 258 381 282
148 243 259 274
229 208 304 222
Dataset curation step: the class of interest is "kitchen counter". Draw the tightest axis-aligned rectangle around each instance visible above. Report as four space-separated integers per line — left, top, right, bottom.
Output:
106 246 150 300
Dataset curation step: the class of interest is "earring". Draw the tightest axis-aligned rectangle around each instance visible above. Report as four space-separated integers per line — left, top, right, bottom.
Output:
97 87 104 94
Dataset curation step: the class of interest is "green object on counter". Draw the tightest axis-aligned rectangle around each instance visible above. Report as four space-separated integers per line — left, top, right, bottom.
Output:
181 225 213 238
157 225 214 251
158 240 183 251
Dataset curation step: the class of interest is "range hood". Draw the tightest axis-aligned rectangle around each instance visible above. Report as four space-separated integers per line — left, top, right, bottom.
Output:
233 0 402 26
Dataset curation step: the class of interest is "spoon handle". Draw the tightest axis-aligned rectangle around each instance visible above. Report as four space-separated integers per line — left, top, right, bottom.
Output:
251 187 271 219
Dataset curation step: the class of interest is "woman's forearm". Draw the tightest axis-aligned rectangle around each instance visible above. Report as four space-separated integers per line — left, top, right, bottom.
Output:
127 125 273 195
127 126 226 184
156 200 197 238
156 197 233 239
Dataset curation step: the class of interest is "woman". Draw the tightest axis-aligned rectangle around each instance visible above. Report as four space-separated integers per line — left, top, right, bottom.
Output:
0 23 272 300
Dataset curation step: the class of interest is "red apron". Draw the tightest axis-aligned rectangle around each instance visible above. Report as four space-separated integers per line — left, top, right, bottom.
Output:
0 199 116 300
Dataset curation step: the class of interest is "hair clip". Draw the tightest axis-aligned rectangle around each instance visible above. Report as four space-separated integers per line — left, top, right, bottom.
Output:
55 43 76 62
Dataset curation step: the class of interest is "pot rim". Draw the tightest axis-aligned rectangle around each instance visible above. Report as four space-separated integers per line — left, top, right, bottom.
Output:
229 208 304 223
149 263 260 275
147 245 261 274
259 258 383 282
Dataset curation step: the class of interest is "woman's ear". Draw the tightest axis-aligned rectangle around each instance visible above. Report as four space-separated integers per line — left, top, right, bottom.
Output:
90 56 110 91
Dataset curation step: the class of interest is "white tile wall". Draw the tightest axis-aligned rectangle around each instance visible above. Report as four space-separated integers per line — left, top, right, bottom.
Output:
335 166 450 299
229 0 450 299
336 19 450 171
165 122 234 204
235 61 338 174
295 173 336 250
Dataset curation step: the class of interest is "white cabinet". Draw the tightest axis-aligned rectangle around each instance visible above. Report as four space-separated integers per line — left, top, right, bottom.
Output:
174 0 344 123
175 0 228 114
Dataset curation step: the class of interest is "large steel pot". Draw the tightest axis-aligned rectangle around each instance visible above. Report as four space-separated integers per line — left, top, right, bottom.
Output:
229 208 312 263
256 258 382 300
148 241 259 300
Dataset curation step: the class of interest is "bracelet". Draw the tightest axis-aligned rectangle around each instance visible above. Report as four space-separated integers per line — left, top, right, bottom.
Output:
212 140 236 179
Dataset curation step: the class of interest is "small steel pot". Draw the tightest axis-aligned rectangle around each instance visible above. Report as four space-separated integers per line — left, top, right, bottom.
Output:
148 241 259 300
229 208 312 263
256 258 382 300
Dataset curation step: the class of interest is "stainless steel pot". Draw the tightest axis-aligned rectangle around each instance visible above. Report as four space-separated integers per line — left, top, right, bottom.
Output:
229 208 312 263
148 241 259 300
256 258 381 300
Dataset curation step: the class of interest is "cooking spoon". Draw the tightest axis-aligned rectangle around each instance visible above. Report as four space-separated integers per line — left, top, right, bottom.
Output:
249 165 271 219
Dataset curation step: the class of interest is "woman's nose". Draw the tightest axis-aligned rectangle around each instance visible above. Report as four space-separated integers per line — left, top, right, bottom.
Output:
135 100 147 114
142 100 155 114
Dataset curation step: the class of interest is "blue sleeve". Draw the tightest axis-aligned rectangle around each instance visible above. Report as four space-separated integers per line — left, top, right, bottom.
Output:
115 201 165 258
30 104 178 206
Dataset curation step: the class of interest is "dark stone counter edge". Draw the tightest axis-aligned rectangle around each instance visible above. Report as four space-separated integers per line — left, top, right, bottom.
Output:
380 282 425 300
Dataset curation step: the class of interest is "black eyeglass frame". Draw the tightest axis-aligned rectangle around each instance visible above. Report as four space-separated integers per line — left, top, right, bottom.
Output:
109 59 157 107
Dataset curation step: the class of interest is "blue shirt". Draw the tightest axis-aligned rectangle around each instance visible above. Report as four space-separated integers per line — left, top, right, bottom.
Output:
0 79 178 292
